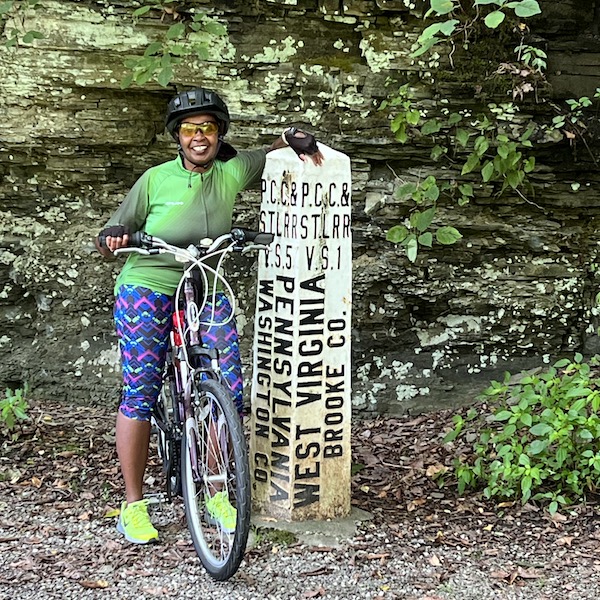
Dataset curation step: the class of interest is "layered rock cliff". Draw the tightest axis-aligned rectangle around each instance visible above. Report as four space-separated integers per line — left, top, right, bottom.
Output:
1 0 599 413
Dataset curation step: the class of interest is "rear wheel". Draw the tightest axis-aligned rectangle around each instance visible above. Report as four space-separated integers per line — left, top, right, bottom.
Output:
181 378 251 581
154 364 181 498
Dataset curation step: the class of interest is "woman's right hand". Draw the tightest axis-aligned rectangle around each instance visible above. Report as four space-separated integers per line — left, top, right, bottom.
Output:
95 225 130 257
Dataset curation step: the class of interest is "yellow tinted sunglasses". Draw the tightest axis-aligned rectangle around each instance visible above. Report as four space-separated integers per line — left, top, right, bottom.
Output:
178 121 219 136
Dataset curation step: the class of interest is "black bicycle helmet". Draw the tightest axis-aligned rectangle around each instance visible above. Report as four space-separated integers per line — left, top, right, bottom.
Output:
165 88 231 138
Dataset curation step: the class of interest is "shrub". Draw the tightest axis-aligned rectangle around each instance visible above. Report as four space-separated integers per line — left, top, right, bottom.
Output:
0 385 29 439
444 354 600 513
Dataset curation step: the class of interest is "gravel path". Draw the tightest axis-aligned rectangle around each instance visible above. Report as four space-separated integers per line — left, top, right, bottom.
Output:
2 401 600 599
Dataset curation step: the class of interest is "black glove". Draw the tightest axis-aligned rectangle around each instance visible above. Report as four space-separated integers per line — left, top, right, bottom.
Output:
97 225 129 249
283 127 319 157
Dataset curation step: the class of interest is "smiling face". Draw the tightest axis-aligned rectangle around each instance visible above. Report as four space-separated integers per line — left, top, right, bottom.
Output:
177 113 220 171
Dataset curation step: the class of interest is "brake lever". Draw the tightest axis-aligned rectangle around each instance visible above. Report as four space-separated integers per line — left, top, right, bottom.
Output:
114 248 160 256
241 244 271 254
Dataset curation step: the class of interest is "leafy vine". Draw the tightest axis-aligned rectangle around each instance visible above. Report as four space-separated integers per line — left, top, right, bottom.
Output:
0 0 43 47
121 1 227 88
383 0 548 262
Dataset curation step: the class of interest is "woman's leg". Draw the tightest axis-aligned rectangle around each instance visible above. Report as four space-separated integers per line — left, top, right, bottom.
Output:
116 414 152 503
114 285 173 502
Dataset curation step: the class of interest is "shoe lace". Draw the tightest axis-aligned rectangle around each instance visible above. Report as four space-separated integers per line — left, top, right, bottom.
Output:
126 500 151 528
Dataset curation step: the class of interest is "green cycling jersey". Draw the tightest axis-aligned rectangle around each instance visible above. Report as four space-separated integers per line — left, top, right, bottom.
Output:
104 149 267 296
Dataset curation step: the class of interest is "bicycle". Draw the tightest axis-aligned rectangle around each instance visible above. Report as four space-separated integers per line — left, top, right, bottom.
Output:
115 227 273 581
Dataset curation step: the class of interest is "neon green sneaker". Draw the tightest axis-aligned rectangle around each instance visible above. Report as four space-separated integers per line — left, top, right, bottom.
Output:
205 491 237 533
117 499 159 544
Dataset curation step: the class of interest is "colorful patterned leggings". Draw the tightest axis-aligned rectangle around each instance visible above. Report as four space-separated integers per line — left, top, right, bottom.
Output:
114 285 243 421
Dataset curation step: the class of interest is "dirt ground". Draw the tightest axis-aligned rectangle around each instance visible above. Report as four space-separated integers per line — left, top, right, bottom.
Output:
2 399 600 599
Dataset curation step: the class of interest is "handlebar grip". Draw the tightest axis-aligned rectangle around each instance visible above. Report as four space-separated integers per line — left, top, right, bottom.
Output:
230 228 274 245
128 231 152 248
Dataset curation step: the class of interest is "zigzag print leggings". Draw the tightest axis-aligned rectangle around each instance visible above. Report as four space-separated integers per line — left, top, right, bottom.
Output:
114 285 243 421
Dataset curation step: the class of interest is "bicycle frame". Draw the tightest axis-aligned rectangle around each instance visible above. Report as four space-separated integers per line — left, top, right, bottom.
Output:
116 231 252 492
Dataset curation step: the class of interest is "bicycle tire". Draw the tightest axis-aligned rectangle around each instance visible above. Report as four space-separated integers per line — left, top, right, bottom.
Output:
181 378 251 581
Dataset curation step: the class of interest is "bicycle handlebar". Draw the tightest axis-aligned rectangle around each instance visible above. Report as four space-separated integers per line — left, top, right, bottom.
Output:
230 228 275 247
114 228 274 258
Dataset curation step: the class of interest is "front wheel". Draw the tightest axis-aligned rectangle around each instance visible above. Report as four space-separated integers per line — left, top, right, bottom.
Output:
181 378 251 581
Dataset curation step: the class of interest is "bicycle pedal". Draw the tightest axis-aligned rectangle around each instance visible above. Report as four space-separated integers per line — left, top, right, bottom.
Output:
143 492 168 505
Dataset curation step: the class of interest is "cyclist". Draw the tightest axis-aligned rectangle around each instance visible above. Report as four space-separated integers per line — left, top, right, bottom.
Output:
95 88 324 545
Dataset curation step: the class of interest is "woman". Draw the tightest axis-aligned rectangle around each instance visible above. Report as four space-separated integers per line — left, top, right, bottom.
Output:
96 88 323 544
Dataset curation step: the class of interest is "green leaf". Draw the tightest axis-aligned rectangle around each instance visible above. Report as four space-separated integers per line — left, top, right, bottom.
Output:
418 232 433 247
520 413 533 427
166 23 186 40
485 10 506 28
169 44 188 57
506 170 522 189
524 157 535 173
416 207 436 232
195 45 209 61
421 19 459 39
474 136 490 156
203 20 227 36
133 5 152 16
387 225 409 244
521 476 533 502
458 183 474 197
429 0 456 15
423 183 440 202
514 0 541 18
395 122 408 144
529 439 548 455
447 113 462 126
530 423 553 436
498 145 509 159
438 18 459 35
120 73 134 89
411 36 440 58
481 161 495 182
406 110 421 126
135 65 156 86
436 226 462 245
431 145 447 161
0 1 14 15
144 41 163 57
455 128 470 147
565 386 591 398
406 236 418 262
421 119 442 135
442 427 460 443
461 153 480 175
13 406 28 420
157 65 173 87
395 182 418 199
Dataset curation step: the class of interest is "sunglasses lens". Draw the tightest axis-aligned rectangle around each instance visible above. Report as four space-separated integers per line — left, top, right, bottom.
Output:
179 122 218 136
179 123 195 136
201 122 218 135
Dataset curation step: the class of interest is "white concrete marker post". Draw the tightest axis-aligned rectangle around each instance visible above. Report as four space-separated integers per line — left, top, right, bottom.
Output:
250 144 352 521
